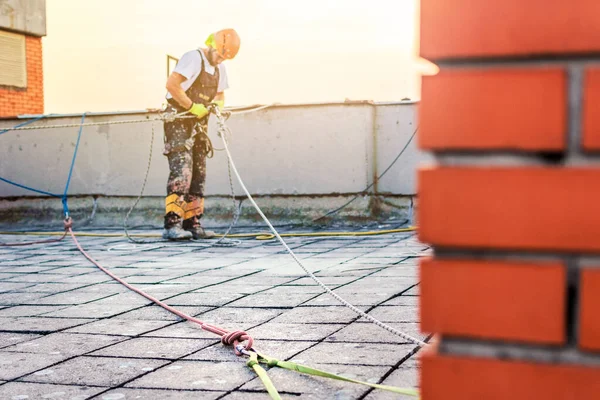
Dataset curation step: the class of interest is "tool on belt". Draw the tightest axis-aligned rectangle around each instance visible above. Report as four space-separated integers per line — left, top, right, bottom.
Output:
162 104 233 157
162 121 214 158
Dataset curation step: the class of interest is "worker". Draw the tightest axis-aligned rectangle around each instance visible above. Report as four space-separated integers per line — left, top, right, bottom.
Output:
162 28 240 240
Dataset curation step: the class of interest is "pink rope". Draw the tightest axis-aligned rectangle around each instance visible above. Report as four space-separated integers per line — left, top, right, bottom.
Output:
0 219 71 247
67 226 253 355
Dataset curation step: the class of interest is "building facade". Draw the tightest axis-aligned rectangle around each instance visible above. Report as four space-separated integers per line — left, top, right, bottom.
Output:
0 0 46 117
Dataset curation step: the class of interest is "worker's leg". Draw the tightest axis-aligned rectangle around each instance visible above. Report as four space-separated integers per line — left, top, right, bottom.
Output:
184 123 216 239
162 118 194 240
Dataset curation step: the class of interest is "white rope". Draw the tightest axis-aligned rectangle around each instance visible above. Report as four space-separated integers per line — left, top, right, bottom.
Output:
1 105 276 132
2 117 168 131
212 108 428 348
227 104 273 115
3 102 427 345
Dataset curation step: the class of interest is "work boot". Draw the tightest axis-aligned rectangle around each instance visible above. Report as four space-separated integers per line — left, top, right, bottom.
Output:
183 215 217 240
162 213 193 240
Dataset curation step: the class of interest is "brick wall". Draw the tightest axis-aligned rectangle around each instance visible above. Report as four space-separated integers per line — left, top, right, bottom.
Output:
418 0 600 398
0 35 44 117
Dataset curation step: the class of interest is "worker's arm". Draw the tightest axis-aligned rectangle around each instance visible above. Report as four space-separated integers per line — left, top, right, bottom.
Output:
166 72 209 118
213 92 225 110
166 72 193 110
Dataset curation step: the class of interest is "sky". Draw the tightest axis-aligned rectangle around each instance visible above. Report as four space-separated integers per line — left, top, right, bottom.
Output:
42 0 437 114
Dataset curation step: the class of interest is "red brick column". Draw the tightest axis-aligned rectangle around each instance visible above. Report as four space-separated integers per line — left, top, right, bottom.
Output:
418 1 600 398
0 36 44 117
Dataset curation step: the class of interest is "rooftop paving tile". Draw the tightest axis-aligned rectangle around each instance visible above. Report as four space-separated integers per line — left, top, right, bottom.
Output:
0 227 426 397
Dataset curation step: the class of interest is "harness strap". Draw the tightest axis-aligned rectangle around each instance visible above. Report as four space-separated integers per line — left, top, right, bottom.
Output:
246 350 420 398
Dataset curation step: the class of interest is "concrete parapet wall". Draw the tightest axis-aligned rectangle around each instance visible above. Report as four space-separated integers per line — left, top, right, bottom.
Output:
0 102 427 225
0 194 414 230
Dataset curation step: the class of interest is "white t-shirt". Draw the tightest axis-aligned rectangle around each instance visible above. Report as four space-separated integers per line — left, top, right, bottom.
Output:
165 48 229 100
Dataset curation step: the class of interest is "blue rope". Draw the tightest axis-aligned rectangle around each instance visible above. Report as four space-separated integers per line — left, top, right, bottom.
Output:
0 176 61 197
0 112 88 219
0 115 60 197
62 112 86 217
0 115 46 135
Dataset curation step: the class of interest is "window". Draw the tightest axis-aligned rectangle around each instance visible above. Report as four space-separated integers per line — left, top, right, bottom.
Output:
0 30 27 88
167 54 179 78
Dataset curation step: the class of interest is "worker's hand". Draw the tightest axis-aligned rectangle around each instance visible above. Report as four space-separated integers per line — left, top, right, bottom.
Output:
188 103 209 119
211 100 225 111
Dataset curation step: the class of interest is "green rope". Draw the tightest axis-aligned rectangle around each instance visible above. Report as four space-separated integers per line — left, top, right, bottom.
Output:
246 350 420 398
247 352 282 400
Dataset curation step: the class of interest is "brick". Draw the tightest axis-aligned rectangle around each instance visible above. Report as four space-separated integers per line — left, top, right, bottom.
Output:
420 69 567 151
580 268 600 351
420 258 566 344
421 352 600 400
0 36 43 117
418 167 600 252
583 69 600 151
420 0 600 60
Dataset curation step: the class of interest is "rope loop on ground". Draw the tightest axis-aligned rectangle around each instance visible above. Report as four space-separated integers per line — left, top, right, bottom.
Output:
221 330 254 355
63 217 73 230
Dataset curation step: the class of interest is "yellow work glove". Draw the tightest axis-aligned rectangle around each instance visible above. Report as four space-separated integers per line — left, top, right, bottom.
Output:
212 100 225 111
188 103 209 119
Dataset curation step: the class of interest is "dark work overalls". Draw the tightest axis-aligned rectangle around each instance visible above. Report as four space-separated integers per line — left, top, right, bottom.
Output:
163 51 219 231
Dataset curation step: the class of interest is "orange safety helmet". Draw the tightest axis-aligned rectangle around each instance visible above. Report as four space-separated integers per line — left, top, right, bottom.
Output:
206 29 241 60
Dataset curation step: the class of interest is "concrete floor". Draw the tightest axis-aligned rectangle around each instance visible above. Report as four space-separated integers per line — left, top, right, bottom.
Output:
0 224 429 399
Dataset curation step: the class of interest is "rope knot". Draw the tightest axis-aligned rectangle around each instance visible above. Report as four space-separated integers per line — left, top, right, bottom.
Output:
63 217 73 230
221 330 254 355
